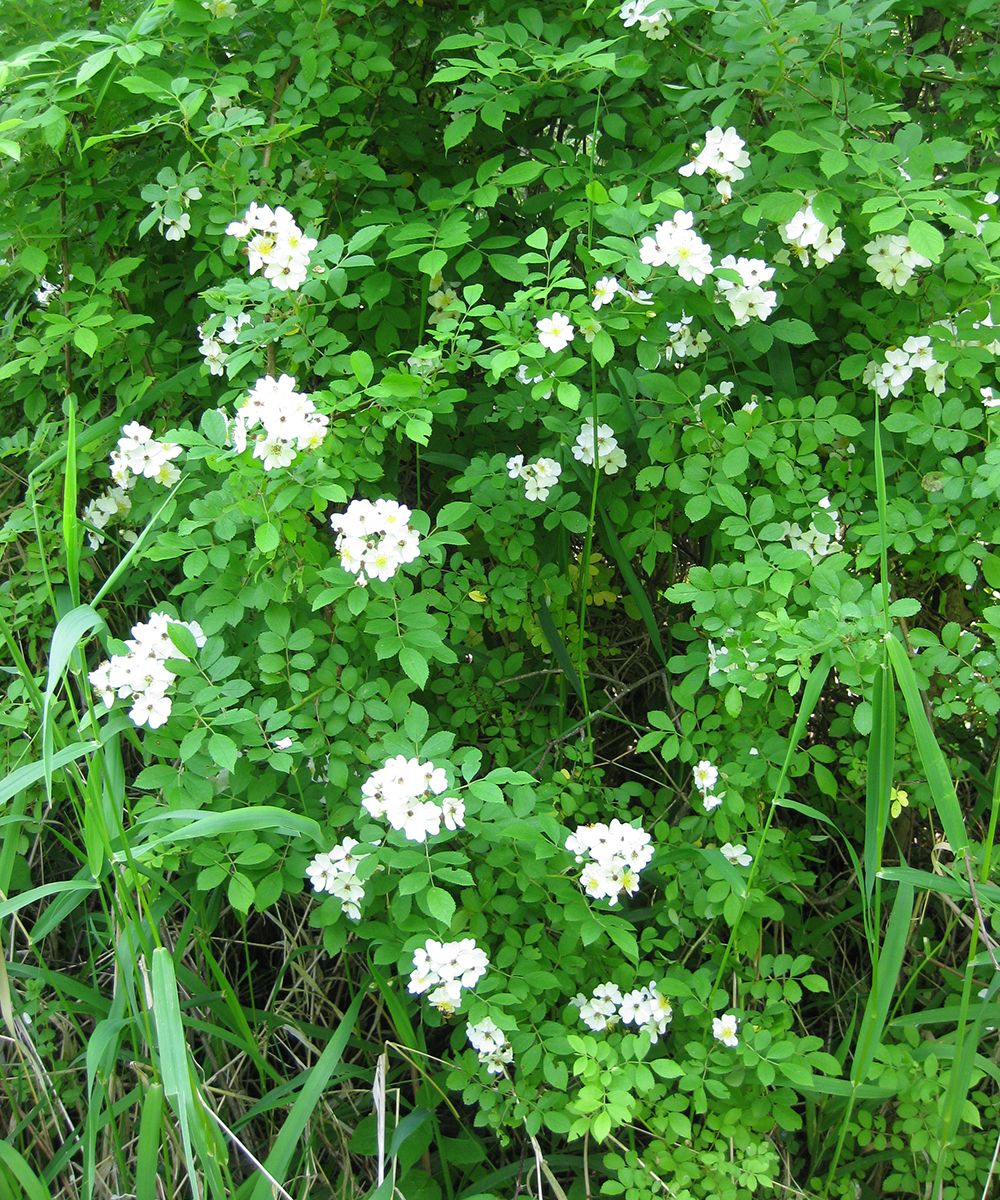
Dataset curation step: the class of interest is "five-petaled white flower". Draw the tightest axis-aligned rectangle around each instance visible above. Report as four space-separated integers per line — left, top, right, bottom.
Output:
720 842 753 867
537 312 575 352
713 1014 739 1047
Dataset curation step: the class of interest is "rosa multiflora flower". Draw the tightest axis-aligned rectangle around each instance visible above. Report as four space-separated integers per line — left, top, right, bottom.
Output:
88 611 205 730
572 421 627 474
330 498 421 584
566 819 653 905
506 454 562 502
360 754 462 842
225 203 317 291
409 938 489 1011
467 1017 513 1074
639 210 714 284
572 980 673 1042
713 1013 739 1047
537 312 575 352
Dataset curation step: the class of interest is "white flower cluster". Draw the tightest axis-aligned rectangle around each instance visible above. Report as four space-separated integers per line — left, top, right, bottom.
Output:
713 1013 740 1047
572 980 674 1042
715 255 777 325
230 373 329 470
198 313 251 376
82 485 133 552
778 197 845 267
111 421 183 489
620 0 670 38
639 210 714 284
360 754 464 842
679 126 751 202
863 336 945 399
692 758 725 813
720 842 753 867
506 454 562 502
572 421 627 475
467 1016 514 1075
537 312 575 352
864 234 932 293
428 274 461 325
306 837 369 920
408 938 489 1014
225 203 317 292
329 498 421 584
780 496 842 561
89 611 205 730
566 819 654 905
662 314 710 362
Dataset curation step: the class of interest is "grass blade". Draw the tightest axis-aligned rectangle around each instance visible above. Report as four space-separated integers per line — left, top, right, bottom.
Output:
135 1083 164 1200
863 658 894 905
535 600 585 703
851 880 913 1087
886 634 968 855
244 989 365 1200
63 395 81 609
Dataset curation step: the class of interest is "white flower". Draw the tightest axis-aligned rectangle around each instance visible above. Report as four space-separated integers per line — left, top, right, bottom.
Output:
703 793 724 812
693 760 718 792
592 276 620 311
35 279 59 306
639 212 714 284
331 498 421 584
202 0 237 15
159 212 190 241
720 842 753 867
713 1013 739 1048
467 1017 513 1074
537 312 575 352
982 386 1000 409
572 421 627 475
409 938 488 1005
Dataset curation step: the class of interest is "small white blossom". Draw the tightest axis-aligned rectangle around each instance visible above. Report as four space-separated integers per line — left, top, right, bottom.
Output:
537 312 575 352
720 842 753 867
713 1013 739 1047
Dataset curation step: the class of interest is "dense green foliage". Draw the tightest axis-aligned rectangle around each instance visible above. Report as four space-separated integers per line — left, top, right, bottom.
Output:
2 0 1000 1197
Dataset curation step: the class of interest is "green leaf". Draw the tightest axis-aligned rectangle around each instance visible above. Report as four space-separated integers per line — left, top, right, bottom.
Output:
399 646 429 688
888 597 921 617
614 53 649 79
255 523 280 553
418 248 448 278
770 319 817 345
167 622 198 659
443 111 476 151
765 130 819 154
228 872 255 913
209 733 239 772
425 886 456 927
351 349 374 387
74 327 99 357
592 329 614 367
20 245 47 275
497 160 546 186
820 149 849 178
907 219 945 263
685 495 711 522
